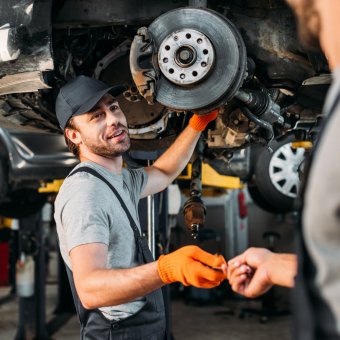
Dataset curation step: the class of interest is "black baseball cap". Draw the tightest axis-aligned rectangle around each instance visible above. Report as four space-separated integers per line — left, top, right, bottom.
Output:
55 75 126 129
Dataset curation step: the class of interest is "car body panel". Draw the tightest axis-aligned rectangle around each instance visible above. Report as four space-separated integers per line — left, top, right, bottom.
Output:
0 128 77 182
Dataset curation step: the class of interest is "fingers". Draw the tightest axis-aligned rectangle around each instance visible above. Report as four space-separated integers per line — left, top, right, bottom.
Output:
229 264 252 282
228 262 257 297
189 246 227 269
227 258 247 280
189 109 219 131
204 109 219 121
212 254 228 270
230 273 248 294
221 263 228 277
228 253 247 268
191 260 227 282
186 260 227 288
229 268 272 298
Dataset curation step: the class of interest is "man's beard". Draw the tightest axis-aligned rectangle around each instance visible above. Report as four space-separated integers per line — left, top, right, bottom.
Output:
83 127 131 159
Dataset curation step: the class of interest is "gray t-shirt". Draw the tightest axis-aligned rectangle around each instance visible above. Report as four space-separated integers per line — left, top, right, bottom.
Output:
303 66 340 333
54 161 148 320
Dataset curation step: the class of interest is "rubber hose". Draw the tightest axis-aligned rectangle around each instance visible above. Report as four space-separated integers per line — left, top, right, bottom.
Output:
240 105 274 140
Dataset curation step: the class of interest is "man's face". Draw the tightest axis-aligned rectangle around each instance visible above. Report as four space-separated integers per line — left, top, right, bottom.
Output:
286 0 321 51
71 94 130 159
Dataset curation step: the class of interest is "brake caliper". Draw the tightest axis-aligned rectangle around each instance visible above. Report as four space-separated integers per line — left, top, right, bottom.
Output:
130 27 157 105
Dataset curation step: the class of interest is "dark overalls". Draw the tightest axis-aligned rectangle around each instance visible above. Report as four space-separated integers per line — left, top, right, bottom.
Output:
65 167 166 340
292 91 340 340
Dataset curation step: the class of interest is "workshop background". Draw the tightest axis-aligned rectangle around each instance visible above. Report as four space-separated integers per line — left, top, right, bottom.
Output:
0 0 325 338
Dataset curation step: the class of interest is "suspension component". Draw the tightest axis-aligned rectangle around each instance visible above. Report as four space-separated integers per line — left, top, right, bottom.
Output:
235 89 284 125
182 137 206 238
129 27 157 104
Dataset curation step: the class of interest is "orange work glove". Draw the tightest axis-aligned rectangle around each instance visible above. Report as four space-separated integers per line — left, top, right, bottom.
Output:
157 245 227 288
188 109 219 132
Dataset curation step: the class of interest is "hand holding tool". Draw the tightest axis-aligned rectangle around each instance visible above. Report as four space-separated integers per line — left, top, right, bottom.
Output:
157 245 227 288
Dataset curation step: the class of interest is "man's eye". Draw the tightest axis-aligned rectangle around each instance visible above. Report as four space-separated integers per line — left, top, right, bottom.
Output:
92 112 103 120
110 104 118 111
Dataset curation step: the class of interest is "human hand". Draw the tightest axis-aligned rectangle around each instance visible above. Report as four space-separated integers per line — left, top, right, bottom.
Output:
157 245 227 288
226 247 274 298
189 109 219 131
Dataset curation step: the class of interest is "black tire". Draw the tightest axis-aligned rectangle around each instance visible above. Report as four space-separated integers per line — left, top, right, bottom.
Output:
250 135 306 214
247 184 280 214
0 189 48 219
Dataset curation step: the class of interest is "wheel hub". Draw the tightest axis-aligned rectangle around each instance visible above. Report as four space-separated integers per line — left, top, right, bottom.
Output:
158 29 214 86
130 8 247 112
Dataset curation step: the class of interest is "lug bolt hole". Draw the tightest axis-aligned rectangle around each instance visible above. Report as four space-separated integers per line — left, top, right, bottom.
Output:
169 68 174 74
180 74 185 79
165 45 170 51
197 38 202 44
203 49 208 55
201 62 207 67
192 71 198 77
186 33 191 39
163 58 168 63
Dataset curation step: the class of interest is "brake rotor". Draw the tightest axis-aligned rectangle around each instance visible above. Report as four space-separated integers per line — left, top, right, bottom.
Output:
132 8 247 112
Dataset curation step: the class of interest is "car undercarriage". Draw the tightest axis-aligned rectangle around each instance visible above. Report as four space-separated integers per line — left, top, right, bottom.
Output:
0 0 330 213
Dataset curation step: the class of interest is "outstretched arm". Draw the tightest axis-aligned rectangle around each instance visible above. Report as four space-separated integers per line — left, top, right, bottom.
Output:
141 110 218 198
225 247 297 298
70 243 227 309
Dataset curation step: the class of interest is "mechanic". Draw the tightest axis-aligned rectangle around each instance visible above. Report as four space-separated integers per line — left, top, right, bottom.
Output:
54 75 227 339
226 0 340 339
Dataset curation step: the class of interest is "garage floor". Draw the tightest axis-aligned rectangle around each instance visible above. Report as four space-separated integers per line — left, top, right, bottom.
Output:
0 284 292 340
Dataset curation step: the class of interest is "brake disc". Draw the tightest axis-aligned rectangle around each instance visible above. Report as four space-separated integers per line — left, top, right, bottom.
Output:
130 7 247 112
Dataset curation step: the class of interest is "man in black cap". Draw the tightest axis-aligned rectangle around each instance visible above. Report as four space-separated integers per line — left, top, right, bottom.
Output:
54 75 227 339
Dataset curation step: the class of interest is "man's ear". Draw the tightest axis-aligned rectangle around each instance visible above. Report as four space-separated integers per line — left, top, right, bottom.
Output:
65 128 82 145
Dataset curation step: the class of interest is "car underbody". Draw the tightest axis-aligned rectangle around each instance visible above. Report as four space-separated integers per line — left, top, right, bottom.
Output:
0 0 330 214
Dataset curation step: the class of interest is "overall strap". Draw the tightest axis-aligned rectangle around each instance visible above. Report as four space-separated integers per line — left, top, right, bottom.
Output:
61 167 165 336
69 166 142 239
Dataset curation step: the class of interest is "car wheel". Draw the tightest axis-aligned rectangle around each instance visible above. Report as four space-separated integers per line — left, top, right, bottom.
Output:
247 184 280 213
130 7 247 112
250 135 306 214
0 189 48 219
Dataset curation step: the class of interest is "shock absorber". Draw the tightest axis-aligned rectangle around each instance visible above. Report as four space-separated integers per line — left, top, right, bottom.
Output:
183 137 206 239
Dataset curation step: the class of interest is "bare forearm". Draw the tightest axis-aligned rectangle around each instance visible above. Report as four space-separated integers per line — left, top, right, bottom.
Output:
268 253 297 288
141 126 201 196
75 261 164 309
152 126 200 183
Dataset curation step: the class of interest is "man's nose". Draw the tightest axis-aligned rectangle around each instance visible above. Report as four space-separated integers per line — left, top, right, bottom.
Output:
105 108 120 126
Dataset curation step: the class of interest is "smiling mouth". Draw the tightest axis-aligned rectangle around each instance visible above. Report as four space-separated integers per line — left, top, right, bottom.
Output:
107 129 127 139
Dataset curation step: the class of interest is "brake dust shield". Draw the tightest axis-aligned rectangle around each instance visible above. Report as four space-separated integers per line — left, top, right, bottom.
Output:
130 7 247 113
